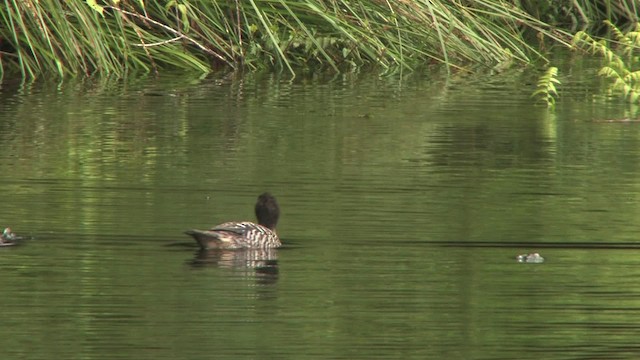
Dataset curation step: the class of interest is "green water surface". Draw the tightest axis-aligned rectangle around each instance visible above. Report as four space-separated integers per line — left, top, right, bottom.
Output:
1 65 640 359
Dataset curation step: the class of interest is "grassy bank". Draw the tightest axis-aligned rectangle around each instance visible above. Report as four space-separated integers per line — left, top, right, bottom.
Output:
0 1 637 79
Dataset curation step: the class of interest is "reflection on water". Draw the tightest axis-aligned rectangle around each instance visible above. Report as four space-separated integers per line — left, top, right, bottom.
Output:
2 64 640 358
189 248 279 285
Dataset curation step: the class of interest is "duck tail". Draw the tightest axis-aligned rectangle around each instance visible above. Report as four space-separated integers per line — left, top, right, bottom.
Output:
184 229 221 249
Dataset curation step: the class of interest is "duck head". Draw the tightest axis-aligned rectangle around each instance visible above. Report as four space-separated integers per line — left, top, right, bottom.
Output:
255 193 279 230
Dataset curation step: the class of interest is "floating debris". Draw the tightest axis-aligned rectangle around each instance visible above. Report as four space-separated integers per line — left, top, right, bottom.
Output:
516 253 544 263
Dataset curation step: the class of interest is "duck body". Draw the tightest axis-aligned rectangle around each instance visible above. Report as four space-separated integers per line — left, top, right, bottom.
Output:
186 221 280 250
185 193 281 250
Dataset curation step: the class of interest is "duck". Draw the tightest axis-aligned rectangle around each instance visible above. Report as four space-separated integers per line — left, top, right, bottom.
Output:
0 227 22 246
185 193 281 250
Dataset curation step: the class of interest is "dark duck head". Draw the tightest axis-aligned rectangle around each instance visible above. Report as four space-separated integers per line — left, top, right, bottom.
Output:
255 192 279 230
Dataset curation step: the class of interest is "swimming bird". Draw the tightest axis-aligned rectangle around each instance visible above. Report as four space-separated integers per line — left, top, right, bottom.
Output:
0 227 22 246
185 193 281 250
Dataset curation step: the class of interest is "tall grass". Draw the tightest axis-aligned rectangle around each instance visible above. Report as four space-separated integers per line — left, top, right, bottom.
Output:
0 0 635 79
521 0 638 26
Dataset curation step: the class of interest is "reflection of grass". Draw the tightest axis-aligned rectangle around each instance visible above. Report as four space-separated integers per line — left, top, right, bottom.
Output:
573 21 640 103
532 66 560 109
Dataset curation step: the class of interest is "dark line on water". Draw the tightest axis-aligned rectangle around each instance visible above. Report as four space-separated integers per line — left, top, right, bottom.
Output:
430 241 640 249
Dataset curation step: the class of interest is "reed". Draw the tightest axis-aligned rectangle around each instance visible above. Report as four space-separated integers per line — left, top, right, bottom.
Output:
0 0 635 79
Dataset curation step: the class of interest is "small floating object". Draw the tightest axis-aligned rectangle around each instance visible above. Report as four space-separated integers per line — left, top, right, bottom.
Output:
0 227 23 246
516 252 544 263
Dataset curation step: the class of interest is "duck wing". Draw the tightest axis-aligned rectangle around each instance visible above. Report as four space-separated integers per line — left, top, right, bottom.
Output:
213 222 280 248
211 221 261 235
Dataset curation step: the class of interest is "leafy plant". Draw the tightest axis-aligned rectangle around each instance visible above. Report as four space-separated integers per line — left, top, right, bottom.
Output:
532 66 560 109
573 21 640 102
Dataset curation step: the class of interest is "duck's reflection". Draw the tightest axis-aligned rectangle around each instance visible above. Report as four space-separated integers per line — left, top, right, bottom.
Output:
190 248 279 284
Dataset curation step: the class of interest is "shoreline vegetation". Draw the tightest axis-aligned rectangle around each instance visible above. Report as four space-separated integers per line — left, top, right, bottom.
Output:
0 1 638 80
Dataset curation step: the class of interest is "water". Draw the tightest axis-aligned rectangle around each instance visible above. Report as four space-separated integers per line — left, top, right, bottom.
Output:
1 64 640 359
